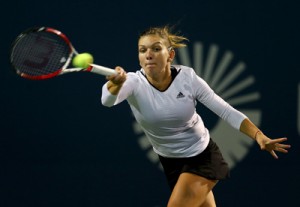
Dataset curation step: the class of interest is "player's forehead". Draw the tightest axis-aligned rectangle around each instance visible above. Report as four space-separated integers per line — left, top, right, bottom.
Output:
138 35 169 47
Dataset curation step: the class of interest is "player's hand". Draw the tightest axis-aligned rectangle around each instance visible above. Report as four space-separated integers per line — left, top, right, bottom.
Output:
106 66 127 85
106 66 127 95
256 133 291 159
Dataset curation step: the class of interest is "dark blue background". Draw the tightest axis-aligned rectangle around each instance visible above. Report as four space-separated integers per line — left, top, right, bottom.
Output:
1 0 299 206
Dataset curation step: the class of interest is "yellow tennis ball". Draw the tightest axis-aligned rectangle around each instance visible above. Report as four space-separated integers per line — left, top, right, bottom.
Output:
72 53 94 68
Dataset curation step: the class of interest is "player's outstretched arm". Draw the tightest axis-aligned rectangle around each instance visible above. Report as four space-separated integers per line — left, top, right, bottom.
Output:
239 118 291 159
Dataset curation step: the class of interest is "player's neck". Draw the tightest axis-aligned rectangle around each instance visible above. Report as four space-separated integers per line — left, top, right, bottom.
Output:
147 68 172 91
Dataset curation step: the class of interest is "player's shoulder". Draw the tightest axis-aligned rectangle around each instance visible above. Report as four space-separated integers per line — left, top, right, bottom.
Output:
172 65 197 77
131 68 147 80
124 69 145 84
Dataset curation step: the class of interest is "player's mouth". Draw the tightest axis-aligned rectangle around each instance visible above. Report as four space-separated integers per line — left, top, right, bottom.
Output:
146 63 156 67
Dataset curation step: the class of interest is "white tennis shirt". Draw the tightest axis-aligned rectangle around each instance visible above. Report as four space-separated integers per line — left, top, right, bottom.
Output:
101 65 247 158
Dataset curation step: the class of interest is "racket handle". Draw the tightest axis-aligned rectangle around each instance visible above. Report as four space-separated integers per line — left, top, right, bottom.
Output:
89 64 117 76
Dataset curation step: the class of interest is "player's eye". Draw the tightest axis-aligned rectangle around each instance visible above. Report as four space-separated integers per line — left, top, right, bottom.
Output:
139 48 146 53
152 47 161 52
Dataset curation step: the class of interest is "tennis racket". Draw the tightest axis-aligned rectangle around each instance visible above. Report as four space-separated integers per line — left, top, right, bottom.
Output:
9 27 117 80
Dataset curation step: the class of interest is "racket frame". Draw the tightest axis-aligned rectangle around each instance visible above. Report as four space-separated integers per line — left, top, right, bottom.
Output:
10 27 117 80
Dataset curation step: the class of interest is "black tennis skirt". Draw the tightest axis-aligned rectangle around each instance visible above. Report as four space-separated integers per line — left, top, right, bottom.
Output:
158 138 230 190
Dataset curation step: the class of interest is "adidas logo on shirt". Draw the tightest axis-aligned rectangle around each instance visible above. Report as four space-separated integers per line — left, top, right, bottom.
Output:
176 92 185 98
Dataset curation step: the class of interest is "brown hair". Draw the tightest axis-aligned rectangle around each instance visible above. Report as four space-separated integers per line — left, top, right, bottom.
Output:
139 25 188 49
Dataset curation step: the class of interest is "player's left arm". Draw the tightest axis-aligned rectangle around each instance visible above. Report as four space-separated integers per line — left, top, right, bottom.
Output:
239 118 291 159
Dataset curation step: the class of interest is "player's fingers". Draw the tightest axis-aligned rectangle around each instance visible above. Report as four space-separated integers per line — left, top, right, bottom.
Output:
106 67 126 80
274 143 290 153
268 137 287 145
115 67 127 78
276 143 291 149
115 66 125 73
275 148 289 153
107 67 126 84
270 150 278 159
106 75 116 81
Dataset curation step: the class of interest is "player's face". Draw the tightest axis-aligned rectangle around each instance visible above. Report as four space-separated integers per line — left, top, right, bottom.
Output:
138 35 171 77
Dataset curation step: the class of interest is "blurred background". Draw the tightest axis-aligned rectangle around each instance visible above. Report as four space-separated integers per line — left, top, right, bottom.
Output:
0 0 299 206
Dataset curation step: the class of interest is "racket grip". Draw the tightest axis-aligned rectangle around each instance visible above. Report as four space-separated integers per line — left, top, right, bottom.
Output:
89 64 117 76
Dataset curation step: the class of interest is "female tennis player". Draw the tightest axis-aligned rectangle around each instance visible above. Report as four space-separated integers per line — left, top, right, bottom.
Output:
101 26 291 207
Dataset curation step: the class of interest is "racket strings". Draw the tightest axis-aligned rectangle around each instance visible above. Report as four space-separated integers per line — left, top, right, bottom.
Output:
11 31 71 77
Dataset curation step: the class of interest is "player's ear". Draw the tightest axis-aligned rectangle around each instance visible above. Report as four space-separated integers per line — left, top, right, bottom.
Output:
168 48 175 62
